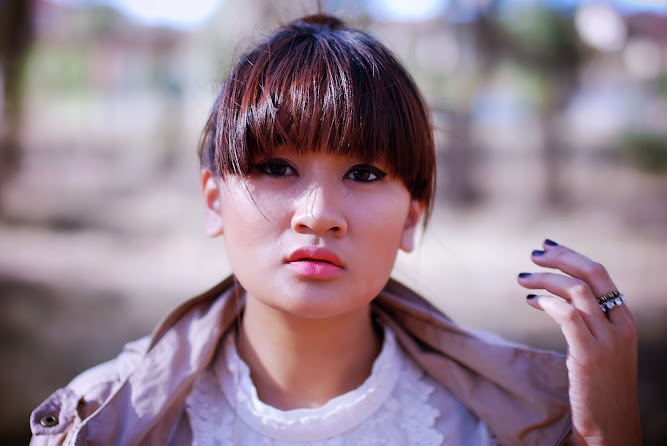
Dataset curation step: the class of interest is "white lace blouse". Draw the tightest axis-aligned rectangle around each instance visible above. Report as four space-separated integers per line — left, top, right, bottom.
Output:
185 326 494 445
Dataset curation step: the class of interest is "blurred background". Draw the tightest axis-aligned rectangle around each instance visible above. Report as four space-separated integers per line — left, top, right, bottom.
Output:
1 0 666 443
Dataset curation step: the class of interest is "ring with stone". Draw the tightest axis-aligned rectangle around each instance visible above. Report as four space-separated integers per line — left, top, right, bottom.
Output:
596 291 626 313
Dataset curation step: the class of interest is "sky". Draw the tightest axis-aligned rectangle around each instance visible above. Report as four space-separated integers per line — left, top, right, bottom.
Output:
49 0 667 29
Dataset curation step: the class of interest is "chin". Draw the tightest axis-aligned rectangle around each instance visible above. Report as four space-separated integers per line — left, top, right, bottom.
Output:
263 283 370 320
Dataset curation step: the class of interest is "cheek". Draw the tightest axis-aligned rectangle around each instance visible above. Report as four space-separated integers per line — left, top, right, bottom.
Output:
361 188 412 243
218 189 280 261
371 208 408 247
237 182 295 226
219 179 290 232
350 194 411 282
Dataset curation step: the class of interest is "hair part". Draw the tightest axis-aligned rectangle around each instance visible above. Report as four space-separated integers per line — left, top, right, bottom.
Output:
199 14 436 224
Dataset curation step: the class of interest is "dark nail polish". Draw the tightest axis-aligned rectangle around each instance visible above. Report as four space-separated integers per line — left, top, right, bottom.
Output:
526 294 537 299
532 250 546 256
545 239 558 246
518 272 532 278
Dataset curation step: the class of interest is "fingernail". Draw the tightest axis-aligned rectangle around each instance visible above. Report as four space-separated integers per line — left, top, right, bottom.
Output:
518 272 532 278
526 294 537 299
545 239 558 246
532 250 546 256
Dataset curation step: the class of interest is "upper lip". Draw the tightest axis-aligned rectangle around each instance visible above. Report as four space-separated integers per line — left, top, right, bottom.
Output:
286 247 345 268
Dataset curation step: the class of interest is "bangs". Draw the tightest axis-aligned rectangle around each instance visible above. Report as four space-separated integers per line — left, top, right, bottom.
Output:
236 31 415 168
201 15 435 218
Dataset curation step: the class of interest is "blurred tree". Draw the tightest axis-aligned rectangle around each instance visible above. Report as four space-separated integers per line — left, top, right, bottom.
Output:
430 1 583 207
619 132 667 174
495 3 583 207
433 105 481 206
474 1 583 207
0 0 34 216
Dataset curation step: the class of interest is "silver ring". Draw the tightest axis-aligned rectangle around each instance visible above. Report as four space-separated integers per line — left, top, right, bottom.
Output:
596 291 626 313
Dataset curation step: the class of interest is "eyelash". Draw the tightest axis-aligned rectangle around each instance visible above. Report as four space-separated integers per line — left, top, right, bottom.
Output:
254 159 387 183
344 165 387 183
255 159 296 177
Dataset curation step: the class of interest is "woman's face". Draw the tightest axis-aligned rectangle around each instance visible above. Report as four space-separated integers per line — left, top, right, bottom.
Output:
202 148 423 320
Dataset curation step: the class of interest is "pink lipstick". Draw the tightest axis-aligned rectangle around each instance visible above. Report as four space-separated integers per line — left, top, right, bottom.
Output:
285 247 344 280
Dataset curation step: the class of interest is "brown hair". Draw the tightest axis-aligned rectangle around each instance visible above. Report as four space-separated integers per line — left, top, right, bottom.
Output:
199 14 436 223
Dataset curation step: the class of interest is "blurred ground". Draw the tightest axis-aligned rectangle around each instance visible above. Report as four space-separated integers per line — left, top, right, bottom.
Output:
1 145 666 444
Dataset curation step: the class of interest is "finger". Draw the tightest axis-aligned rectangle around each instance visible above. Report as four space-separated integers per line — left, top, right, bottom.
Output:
526 294 596 350
531 241 616 298
532 240 635 326
518 272 608 337
605 296 637 333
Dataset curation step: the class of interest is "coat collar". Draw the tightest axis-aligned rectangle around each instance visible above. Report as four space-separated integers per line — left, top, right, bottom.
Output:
374 279 572 446
54 276 571 445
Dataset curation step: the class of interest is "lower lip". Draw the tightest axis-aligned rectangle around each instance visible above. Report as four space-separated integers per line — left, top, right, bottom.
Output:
287 261 343 280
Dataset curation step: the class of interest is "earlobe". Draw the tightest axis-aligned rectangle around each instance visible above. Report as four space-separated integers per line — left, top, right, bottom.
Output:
201 169 225 237
400 200 425 253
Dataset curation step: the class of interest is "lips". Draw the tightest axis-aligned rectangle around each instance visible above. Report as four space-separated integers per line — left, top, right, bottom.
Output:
285 247 345 280
286 247 345 268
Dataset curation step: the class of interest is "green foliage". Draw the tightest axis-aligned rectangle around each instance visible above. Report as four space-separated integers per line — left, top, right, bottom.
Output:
619 132 667 174
497 3 581 69
658 73 667 97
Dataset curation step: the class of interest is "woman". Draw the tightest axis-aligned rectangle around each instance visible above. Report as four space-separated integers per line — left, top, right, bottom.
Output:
30 14 640 445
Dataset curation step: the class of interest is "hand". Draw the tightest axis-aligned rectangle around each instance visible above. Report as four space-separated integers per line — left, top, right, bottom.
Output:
517 240 641 446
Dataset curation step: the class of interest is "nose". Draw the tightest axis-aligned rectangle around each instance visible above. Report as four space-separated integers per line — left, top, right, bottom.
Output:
291 181 348 237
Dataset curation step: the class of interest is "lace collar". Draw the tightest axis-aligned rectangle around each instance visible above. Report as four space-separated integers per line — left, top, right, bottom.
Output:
214 326 401 442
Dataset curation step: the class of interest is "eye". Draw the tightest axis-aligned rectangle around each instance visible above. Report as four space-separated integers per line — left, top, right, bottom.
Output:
255 159 297 177
345 164 387 183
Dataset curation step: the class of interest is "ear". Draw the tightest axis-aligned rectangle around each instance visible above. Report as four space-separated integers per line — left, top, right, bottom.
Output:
400 200 425 253
201 169 225 237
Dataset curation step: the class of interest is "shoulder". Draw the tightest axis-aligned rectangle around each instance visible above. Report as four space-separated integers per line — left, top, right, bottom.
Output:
375 278 572 446
29 336 149 443
71 336 150 394
29 276 242 445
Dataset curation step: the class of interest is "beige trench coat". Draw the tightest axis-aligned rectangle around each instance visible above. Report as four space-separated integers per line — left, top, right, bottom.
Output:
30 276 572 445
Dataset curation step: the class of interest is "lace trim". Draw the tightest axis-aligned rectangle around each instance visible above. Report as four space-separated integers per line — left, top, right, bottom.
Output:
216 327 401 442
186 326 445 445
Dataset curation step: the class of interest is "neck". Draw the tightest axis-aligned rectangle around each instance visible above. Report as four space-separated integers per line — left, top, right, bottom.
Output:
237 296 382 410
